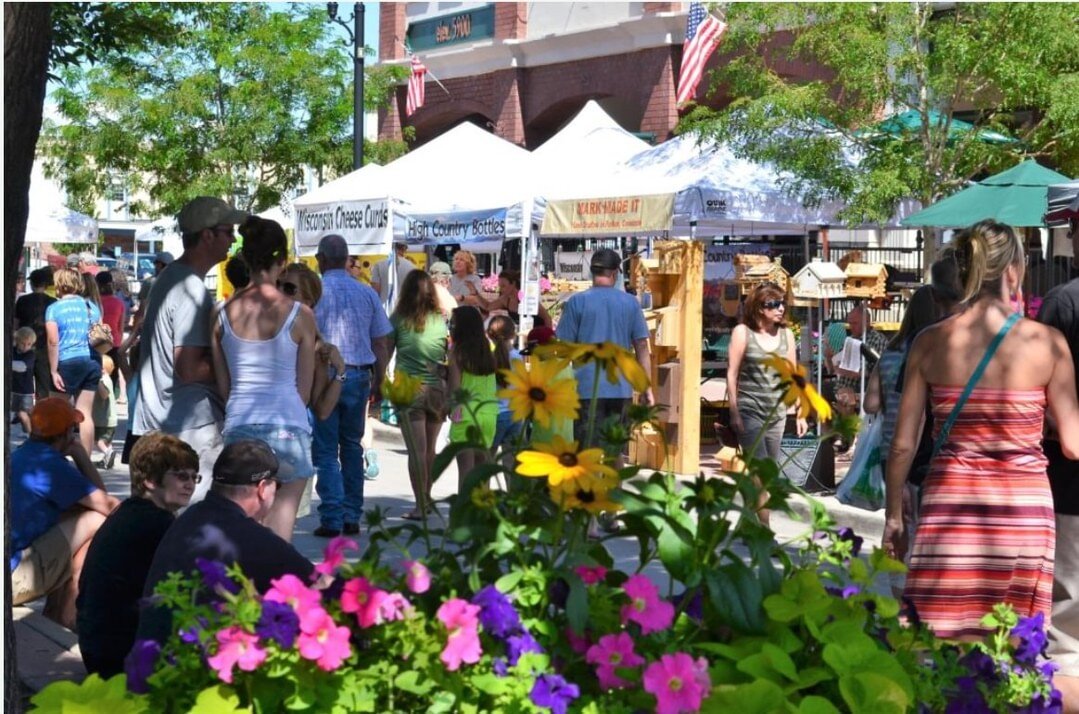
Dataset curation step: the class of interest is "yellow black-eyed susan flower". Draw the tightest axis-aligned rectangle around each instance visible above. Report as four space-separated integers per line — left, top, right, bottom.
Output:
516 435 617 492
498 359 580 428
762 355 833 422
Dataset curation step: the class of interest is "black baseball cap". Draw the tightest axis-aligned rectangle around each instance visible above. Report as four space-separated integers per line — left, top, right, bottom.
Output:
591 248 622 272
212 440 279 485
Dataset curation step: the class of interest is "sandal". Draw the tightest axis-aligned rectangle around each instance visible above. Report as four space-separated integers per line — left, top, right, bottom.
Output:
402 509 427 521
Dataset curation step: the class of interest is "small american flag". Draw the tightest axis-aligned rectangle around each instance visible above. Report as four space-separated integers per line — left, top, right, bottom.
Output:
406 55 427 117
676 2 727 107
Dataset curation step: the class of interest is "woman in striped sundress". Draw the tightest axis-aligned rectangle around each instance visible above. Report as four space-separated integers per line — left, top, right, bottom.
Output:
883 220 1079 640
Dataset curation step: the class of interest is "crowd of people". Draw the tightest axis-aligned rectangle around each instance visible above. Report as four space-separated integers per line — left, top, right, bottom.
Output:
8 201 1079 704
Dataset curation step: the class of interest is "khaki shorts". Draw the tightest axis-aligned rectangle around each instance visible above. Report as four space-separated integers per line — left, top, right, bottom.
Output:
11 525 74 605
407 380 448 420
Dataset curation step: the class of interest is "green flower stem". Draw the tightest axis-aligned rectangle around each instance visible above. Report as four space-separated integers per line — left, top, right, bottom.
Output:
584 361 601 450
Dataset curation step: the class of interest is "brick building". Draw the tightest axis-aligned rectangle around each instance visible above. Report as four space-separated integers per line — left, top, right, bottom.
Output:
377 2 831 149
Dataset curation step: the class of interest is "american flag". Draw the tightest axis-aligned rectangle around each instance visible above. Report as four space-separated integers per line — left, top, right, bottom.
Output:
406 55 427 117
676 3 727 106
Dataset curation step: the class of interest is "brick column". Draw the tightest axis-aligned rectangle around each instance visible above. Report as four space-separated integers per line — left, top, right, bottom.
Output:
492 70 526 146
643 2 679 13
640 49 679 141
379 3 407 61
494 3 527 41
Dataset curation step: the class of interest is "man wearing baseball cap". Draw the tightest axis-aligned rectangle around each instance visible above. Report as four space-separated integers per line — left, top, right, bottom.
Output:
556 247 655 434
137 439 314 644
130 197 248 497
9 398 120 629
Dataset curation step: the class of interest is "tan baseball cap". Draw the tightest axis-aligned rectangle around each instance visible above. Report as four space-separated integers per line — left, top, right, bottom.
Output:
178 197 248 234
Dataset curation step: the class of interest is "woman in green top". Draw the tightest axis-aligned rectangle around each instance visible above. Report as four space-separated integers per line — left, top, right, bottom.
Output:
447 306 499 478
389 271 449 520
727 282 807 526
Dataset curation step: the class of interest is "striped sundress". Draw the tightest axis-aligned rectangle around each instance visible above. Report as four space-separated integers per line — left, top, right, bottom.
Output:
904 386 1055 639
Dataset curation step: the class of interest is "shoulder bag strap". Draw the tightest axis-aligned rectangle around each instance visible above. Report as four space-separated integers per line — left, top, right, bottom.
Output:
933 312 1020 455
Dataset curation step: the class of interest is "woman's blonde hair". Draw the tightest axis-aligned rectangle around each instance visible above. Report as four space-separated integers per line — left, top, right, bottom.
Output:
453 250 476 275
952 220 1025 303
283 263 322 309
53 268 83 296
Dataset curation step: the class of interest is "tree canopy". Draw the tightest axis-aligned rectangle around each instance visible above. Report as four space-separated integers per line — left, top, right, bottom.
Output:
681 2 1079 225
42 2 407 216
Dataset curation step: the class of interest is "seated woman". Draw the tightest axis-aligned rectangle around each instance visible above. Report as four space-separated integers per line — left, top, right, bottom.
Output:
460 270 552 326
76 431 199 677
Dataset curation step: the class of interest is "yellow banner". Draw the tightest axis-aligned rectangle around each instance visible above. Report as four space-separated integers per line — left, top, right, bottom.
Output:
541 194 674 236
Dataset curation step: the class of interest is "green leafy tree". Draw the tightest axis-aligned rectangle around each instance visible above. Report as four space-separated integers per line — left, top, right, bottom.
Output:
681 2 1079 227
42 2 408 217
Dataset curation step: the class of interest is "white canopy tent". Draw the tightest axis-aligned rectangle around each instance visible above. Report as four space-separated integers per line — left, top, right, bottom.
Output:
25 173 98 244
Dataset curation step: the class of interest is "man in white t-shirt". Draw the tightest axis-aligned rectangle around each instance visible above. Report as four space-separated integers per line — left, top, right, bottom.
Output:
370 242 416 309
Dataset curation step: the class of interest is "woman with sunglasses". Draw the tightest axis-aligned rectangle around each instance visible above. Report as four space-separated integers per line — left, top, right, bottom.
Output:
210 217 318 542
76 431 199 678
727 282 807 526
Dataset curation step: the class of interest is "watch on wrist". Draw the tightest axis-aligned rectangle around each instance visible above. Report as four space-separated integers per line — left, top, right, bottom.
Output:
334 371 347 383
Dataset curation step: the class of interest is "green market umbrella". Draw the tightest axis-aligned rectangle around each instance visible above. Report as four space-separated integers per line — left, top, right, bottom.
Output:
859 109 1018 145
901 159 1071 228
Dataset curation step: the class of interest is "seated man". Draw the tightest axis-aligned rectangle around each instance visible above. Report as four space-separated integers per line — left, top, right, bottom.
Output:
9 398 119 629
77 432 199 677
136 439 315 645
824 304 889 416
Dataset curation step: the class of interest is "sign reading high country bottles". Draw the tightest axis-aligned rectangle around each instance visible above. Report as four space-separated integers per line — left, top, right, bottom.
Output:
401 208 507 245
406 4 496 52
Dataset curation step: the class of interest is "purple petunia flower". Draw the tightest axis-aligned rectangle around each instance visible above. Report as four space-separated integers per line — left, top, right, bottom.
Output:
672 589 704 621
530 673 580 714
472 585 521 639
492 657 509 677
1016 687 1064 714
506 630 543 665
195 558 241 595
257 599 301 649
945 675 991 714
178 616 210 645
124 639 161 694
836 527 864 558
960 648 999 683
1012 612 1049 665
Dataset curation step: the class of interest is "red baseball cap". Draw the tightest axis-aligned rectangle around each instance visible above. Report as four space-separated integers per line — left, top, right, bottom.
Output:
30 397 84 438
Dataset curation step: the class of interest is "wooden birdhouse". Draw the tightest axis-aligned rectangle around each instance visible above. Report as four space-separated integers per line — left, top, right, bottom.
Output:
732 254 770 282
844 263 888 299
791 259 846 300
737 256 789 296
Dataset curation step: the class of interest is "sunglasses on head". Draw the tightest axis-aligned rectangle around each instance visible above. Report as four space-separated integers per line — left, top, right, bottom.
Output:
277 280 298 296
762 300 786 310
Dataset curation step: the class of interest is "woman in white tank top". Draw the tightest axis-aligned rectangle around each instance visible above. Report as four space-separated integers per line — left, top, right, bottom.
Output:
210 217 318 542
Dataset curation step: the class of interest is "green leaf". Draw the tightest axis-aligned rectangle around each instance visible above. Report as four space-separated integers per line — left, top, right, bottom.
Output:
838 672 911 714
798 695 842 714
187 685 252 713
428 691 457 714
705 562 765 634
565 573 589 635
495 570 524 593
31 674 150 714
701 679 787 713
471 673 510 695
393 670 435 696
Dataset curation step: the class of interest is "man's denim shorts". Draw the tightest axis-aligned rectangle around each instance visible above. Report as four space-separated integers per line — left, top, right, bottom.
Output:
224 424 313 484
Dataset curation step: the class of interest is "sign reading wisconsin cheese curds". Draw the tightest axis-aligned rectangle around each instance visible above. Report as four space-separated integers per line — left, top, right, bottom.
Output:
294 199 393 256
541 194 674 237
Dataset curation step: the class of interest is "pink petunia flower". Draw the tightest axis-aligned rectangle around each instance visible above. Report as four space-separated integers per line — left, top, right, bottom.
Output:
313 536 359 578
341 577 389 629
642 652 711 714
264 574 322 615
377 591 413 622
403 560 431 594
620 574 675 634
436 598 482 671
206 627 267 684
586 632 646 690
574 565 608 586
297 607 353 671
565 628 591 655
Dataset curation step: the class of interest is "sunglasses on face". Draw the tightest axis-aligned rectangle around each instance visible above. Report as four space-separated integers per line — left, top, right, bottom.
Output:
167 469 203 484
277 280 298 297
762 300 786 310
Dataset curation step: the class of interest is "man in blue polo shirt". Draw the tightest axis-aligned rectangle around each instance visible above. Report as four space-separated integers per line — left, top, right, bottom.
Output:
10 398 119 629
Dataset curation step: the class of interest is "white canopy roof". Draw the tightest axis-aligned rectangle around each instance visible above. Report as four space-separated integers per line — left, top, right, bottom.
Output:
532 100 650 174
25 170 98 244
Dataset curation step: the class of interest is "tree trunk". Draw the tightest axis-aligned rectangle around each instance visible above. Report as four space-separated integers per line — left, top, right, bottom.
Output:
5 3 53 709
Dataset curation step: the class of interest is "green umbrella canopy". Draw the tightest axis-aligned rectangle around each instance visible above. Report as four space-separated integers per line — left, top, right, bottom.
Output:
901 159 1071 228
859 110 1017 145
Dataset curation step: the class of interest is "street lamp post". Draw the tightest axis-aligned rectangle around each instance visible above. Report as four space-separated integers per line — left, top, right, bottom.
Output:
327 2 365 170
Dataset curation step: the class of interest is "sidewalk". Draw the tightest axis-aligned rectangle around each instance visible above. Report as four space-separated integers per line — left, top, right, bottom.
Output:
12 411 881 697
